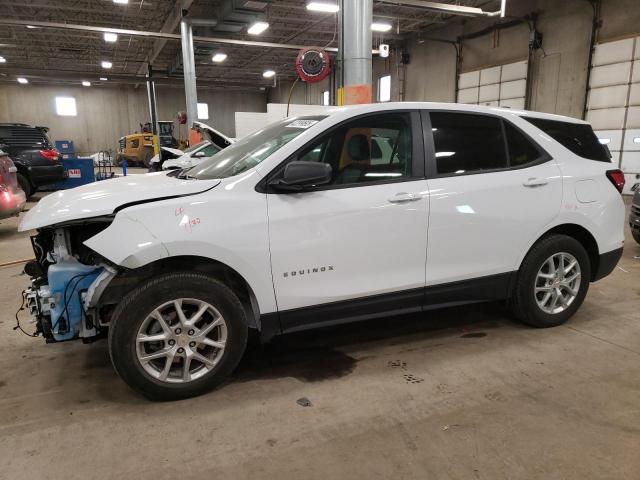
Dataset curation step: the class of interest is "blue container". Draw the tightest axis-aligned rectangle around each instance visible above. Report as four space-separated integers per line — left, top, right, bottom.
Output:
55 140 75 154
48 259 102 341
55 157 95 189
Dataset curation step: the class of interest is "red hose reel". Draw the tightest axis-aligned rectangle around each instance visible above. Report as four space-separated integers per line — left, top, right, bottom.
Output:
295 48 331 83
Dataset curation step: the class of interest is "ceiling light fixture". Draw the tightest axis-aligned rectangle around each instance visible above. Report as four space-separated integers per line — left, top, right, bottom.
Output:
17 77 28 84
100 77 108 81
101 60 113 69
212 52 227 63
0 56 6 63
104 32 118 42
248 21 269 35
26 25 39 29
82 81 91 87
371 22 393 32
113 0 129 4
263 70 276 78
306 2 339 12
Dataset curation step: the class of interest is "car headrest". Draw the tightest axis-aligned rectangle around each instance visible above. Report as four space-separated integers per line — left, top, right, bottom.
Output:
347 134 370 162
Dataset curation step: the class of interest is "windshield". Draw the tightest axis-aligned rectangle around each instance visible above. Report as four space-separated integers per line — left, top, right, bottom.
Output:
190 116 327 180
184 141 208 154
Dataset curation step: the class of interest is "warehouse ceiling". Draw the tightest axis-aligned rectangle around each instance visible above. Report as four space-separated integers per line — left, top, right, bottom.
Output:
0 0 496 90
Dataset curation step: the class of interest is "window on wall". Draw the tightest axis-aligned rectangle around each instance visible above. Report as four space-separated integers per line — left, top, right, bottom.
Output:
55 96 77 116
197 102 209 120
378 75 391 102
322 90 330 106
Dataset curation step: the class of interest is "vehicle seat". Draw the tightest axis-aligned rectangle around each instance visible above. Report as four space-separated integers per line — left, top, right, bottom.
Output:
336 134 370 184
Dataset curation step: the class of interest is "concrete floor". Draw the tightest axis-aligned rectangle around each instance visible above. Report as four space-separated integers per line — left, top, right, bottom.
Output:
0 193 638 480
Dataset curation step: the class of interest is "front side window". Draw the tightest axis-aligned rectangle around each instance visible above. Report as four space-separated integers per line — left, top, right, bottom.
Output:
293 112 412 186
201 144 221 156
522 117 610 162
431 112 507 175
191 116 327 180
184 141 207 154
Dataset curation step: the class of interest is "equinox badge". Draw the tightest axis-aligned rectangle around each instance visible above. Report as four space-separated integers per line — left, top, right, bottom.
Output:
283 266 334 278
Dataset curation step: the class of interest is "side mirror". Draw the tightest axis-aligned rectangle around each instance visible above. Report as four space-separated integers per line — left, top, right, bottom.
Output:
270 161 332 192
192 151 206 158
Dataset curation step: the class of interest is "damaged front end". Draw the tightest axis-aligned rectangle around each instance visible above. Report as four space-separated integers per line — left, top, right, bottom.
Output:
23 220 117 343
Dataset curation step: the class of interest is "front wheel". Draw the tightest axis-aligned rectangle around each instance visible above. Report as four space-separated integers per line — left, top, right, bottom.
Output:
108 272 248 401
511 234 590 328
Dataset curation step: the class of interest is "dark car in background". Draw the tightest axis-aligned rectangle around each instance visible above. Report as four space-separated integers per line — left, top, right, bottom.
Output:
0 148 26 219
0 123 64 197
630 182 640 245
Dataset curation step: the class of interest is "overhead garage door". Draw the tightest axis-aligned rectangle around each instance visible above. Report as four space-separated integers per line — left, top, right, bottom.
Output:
457 60 528 109
587 36 640 194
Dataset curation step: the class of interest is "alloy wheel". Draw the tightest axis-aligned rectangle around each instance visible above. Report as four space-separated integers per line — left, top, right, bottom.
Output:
135 299 227 383
534 252 581 314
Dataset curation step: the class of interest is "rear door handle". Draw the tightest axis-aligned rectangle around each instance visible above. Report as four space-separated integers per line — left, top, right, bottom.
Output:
388 192 421 203
523 177 548 188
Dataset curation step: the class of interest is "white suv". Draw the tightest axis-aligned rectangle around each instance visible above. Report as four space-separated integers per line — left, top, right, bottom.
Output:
19 103 625 400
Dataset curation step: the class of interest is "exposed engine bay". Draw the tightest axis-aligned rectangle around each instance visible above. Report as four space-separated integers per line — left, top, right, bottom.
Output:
22 220 117 342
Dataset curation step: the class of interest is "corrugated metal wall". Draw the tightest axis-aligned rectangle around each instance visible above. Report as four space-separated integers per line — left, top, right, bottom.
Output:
588 37 640 193
457 60 528 109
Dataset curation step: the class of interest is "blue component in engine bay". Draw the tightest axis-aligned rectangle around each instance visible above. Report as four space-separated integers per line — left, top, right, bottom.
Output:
48 259 102 341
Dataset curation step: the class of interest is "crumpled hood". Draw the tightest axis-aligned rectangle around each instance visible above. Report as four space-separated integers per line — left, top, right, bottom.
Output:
19 172 220 231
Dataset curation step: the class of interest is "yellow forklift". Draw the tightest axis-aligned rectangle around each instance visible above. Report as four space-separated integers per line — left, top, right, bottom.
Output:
116 121 182 167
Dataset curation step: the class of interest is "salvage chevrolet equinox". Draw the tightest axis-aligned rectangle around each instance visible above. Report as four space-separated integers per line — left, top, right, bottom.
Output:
18 103 625 400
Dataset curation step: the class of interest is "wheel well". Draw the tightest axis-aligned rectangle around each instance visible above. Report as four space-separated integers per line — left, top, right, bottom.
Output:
539 224 600 281
102 256 260 329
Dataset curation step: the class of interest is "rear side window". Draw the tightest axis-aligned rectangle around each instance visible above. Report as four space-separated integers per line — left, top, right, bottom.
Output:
430 112 507 175
0 126 50 148
505 121 544 167
523 117 610 162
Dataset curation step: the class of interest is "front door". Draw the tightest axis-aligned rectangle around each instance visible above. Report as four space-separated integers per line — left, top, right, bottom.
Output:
266 111 430 331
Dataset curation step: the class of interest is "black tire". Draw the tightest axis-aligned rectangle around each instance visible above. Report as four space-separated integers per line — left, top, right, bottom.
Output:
511 234 590 328
17 173 32 198
108 272 248 401
633 229 640 245
142 149 154 168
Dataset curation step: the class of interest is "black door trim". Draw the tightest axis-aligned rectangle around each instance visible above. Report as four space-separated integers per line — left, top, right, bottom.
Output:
267 271 514 335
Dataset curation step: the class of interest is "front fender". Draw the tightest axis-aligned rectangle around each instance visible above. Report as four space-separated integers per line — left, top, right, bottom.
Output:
83 213 170 269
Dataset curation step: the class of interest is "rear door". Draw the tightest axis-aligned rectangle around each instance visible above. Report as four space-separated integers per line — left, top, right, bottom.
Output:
266 111 430 331
423 111 563 290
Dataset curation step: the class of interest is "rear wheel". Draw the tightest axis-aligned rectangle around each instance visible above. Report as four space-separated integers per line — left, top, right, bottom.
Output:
511 234 590 328
17 173 32 198
108 272 248 401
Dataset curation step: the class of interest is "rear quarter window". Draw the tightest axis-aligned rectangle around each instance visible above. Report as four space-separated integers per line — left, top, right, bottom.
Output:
0 126 51 148
522 117 610 162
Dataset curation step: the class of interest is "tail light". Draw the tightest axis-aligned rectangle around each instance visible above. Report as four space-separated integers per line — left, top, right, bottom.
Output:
606 169 625 193
40 149 59 162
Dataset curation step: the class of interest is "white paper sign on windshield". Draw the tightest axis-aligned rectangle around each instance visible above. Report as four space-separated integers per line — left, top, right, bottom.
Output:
285 119 319 129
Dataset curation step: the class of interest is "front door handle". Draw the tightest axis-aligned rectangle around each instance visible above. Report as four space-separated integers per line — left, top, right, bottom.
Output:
523 177 548 188
388 192 421 203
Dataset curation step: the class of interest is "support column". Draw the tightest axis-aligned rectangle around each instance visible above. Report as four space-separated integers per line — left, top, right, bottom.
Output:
338 0 372 105
180 13 199 144
146 65 160 161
